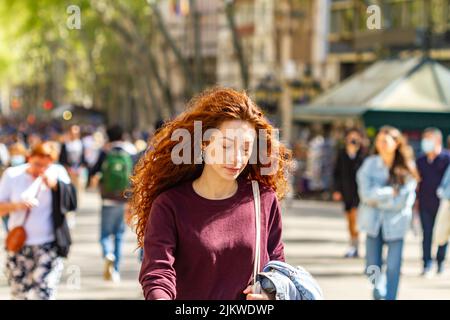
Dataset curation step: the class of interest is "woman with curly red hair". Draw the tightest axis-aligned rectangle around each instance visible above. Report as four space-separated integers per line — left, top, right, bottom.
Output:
130 88 293 300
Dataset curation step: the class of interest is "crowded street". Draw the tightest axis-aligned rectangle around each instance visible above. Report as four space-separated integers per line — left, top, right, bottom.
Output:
2 0 450 309
1 189 448 300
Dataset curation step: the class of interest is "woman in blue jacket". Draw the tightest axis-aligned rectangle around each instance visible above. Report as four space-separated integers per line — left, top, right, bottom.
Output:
357 126 419 300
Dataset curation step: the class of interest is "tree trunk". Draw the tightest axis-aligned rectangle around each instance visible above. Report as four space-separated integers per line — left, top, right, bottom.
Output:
149 2 194 97
225 1 250 90
190 0 204 92
90 1 167 123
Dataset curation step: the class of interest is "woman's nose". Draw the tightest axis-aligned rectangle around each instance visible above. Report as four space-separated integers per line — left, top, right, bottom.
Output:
232 148 244 167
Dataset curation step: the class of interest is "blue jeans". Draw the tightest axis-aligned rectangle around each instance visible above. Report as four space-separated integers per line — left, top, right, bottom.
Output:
365 229 404 300
100 204 125 272
419 209 448 269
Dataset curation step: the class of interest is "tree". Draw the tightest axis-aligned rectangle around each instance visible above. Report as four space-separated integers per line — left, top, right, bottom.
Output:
224 0 250 90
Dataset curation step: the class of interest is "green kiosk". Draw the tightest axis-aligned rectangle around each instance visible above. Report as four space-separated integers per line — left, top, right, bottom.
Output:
295 57 450 152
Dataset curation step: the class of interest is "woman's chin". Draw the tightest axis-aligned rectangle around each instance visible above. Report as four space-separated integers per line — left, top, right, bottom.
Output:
219 171 240 181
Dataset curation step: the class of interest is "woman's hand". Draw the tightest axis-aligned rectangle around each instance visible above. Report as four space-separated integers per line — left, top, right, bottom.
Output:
243 285 275 300
41 174 58 190
14 200 37 211
0 200 37 216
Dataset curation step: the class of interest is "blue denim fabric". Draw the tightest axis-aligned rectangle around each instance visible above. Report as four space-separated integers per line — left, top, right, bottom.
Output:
356 155 417 241
365 229 404 300
100 204 125 272
256 260 323 300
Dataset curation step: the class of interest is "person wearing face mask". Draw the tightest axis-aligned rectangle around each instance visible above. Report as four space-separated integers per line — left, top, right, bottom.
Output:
416 128 450 277
9 142 28 167
1 142 29 232
0 142 76 300
0 139 10 171
333 128 367 258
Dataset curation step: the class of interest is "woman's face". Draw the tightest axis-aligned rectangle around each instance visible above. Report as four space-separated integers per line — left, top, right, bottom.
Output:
27 155 52 177
203 120 256 181
345 131 362 148
375 131 398 155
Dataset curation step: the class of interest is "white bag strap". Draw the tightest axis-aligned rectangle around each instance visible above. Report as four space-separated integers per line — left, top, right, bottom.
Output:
251 180 261 286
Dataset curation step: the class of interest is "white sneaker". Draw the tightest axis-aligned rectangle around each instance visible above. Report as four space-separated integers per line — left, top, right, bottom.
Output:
421 268 434 279
111 271 121 283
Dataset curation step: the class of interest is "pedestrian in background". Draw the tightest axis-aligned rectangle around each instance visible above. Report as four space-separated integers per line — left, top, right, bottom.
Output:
435 165 450 250
357 126 418 300
0 142 76 300
1 142 29 232
59 125 86 194
81 126 104 188
132 88 291 300
0 137 10 171
90 124 136 283
8 142 28 167
416 128 450 277
333 128 367 258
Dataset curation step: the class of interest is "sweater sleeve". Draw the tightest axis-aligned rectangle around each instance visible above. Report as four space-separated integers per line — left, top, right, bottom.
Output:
266 194 285 262
139 198 178 300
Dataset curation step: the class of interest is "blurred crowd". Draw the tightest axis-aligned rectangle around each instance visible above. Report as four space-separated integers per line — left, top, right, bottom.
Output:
0 117 156 299
0 117 150 190
291 124 450 200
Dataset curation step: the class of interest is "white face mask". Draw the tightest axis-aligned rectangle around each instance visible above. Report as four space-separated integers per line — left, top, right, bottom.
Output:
10 155 26 166
421 138 436 154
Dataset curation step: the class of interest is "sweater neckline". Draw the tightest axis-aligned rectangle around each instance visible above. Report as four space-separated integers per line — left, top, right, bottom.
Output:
188 177 246 207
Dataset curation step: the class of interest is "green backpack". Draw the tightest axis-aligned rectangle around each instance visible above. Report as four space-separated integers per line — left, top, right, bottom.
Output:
100 148 133 200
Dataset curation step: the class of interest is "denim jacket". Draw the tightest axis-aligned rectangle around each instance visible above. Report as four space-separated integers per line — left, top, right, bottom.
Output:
256 261 323 300
356 155 417 241
437 165 450 200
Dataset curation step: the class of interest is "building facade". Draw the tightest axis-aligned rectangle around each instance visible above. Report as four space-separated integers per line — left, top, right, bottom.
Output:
327 0 450 82
216 0 329 89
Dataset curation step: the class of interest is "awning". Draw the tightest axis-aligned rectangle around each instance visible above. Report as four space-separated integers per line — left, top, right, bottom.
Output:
294 57 450 121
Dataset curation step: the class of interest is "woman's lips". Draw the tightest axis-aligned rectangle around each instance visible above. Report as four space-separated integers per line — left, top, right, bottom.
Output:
223 166 241 174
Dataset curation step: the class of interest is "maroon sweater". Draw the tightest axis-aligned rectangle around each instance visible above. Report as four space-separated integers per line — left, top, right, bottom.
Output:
139 177 285 300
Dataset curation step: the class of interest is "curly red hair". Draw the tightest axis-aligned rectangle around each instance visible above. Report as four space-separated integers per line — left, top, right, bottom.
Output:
129 87 293 247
